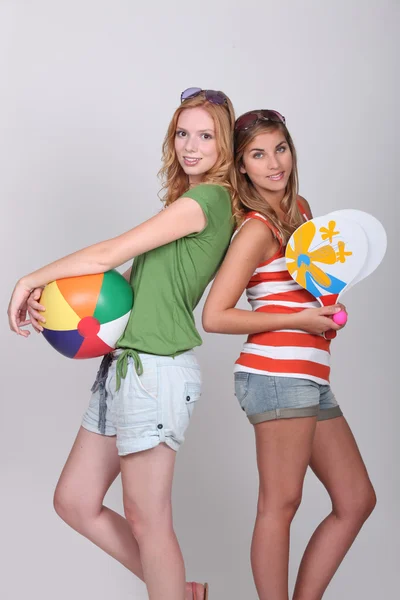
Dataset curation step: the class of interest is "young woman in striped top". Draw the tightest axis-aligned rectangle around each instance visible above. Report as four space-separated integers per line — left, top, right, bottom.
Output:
203 110 376 600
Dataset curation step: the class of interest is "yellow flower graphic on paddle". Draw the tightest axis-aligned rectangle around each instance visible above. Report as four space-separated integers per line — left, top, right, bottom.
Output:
286 221 337 289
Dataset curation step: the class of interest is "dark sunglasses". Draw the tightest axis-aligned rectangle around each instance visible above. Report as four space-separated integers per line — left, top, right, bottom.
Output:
235 109 286 132
181 87 228 105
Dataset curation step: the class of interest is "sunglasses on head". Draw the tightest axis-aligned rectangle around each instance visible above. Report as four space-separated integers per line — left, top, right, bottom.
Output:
181 87 228 105
235 109 286 132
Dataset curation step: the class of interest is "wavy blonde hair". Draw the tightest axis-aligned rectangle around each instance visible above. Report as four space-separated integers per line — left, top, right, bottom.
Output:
232 117 303 244
159 91 236 206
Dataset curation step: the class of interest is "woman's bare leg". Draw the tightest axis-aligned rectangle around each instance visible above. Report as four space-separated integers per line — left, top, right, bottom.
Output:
292 417 376 600
54 429 203 599
251 417 317 600
54 426 144 577
120 443 186 600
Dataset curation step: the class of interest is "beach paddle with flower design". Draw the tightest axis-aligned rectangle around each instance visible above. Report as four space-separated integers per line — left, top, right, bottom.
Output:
285 216 368 339
327 209 387 293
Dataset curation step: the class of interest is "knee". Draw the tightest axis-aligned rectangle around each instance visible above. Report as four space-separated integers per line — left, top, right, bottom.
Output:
357 485 377 521
334 484 377 524
53 486 100 531
280 492 303 522
257 489 303 523
53 486 81 527
124 499 173 543
364 486 377 518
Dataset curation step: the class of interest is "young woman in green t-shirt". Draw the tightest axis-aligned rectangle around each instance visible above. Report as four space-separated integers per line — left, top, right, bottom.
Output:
8 89 236 600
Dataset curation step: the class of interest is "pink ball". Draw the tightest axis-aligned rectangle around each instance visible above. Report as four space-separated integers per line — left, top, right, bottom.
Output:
333 310 348 326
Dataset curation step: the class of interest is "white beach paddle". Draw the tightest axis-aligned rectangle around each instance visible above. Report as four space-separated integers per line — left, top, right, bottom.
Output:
327 209 387 292
285 215 369 339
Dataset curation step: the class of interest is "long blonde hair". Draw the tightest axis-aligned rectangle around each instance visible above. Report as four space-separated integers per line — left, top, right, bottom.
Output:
159 92 236 206
232 118 303 244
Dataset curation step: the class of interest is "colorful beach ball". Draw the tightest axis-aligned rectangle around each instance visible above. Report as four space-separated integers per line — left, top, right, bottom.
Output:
39 270 133 359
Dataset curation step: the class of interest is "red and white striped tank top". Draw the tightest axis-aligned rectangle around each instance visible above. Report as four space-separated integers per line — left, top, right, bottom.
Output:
234 208 331 385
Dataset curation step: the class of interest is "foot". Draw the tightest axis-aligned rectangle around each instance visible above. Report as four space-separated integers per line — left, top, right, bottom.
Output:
185 582 206 599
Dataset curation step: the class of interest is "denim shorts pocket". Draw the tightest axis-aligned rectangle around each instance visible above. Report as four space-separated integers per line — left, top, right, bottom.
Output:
183 381 202 419
234 372 250 410
137 366 158 399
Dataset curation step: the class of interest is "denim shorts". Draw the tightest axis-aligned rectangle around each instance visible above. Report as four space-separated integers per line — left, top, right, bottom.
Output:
82 350 202 455
234 372 342 425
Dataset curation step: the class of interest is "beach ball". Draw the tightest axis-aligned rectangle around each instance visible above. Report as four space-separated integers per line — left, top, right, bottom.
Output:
39 270 133 359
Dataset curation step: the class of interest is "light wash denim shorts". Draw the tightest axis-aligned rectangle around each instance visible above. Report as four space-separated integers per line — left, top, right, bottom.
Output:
82 350 202 455
234 372 342 425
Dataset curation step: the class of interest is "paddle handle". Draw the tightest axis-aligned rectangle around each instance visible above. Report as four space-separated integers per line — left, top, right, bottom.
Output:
324 329 337 340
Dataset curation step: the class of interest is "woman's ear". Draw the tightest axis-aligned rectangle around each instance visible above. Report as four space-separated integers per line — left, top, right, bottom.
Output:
239 164 246 174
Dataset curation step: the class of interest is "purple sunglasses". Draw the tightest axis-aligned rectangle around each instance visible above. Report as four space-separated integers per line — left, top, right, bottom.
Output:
235 109 286 132
181 87 228 105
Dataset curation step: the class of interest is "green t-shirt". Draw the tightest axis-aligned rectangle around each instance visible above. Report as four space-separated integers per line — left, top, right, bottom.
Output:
117 184 234 356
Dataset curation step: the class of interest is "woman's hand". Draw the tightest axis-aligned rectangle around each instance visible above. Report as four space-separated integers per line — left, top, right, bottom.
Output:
7 280 34 337
294 305 345 336
337 303 348 319
27 287 46 333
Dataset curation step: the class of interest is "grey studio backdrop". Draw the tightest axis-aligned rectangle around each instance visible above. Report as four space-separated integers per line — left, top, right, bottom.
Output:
0 1 398 599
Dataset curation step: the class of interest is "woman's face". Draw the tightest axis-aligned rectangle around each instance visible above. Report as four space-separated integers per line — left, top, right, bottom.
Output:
240 128 293 196
174 107 218 184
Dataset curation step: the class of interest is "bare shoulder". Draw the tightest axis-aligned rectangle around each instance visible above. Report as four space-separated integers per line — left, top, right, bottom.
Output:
231 217 276 265
204 217 273 310
233 217 274 245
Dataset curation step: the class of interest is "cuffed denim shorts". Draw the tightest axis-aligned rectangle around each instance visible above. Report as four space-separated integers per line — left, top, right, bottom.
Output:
234 372 342 425
82 350 202 455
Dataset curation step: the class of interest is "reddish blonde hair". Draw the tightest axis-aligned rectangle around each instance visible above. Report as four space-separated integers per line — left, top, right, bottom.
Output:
159 92 236 206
